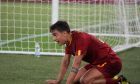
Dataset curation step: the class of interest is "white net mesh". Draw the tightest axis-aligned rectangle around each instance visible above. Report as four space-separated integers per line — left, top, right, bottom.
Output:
0 0 140 55
0 0 56 54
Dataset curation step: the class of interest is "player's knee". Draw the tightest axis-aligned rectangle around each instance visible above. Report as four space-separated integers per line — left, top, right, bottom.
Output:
80 78 86 84
92 79 106 84
80 77 91 84
80 75 102 84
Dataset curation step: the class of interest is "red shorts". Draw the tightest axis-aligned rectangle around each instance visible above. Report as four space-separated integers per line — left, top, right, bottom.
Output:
84 59 122 78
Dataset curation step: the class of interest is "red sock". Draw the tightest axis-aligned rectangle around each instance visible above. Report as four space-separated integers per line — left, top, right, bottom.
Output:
106 78 119 84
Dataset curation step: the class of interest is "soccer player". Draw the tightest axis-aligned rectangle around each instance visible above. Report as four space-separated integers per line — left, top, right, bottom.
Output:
44 21 124 84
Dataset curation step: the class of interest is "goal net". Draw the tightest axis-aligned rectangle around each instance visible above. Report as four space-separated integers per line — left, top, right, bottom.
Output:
0 0 140 55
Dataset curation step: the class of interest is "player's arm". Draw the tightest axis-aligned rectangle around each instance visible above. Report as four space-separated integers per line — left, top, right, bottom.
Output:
66 54 84 84
57 54 71 83
45 54 71 84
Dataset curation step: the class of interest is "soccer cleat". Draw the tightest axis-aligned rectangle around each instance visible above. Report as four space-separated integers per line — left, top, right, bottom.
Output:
115 75 131 84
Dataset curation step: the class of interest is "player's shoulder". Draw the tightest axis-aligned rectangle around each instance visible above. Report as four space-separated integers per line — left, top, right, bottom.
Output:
71 31 90 37
71 31 92 44
71 30 80 34
71 30 87 34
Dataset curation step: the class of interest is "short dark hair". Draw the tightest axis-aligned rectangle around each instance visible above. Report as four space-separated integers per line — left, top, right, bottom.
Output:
50 21 70 33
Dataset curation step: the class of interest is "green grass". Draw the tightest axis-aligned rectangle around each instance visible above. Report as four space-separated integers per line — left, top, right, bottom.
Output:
117 47 140 84
0 47 140 84
0 54 74 84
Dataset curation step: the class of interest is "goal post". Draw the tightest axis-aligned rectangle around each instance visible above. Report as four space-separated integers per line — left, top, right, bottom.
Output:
52 0 59 24
0 0 140 56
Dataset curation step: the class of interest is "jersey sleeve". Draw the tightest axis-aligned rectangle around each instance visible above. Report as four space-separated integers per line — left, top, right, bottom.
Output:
75 35 90 56
65 45 71 55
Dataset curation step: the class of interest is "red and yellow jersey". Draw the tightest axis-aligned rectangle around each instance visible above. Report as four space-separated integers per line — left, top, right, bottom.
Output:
65 31 120 65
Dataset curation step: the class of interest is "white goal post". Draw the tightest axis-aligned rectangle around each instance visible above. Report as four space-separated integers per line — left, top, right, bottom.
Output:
0 0 140 56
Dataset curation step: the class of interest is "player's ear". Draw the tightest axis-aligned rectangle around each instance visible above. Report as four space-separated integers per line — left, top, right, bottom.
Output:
63 31 67 35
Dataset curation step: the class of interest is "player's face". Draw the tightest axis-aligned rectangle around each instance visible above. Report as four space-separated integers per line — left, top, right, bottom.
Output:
51 30 68 45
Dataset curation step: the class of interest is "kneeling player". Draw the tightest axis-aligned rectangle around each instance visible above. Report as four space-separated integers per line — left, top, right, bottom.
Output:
45 21 127 84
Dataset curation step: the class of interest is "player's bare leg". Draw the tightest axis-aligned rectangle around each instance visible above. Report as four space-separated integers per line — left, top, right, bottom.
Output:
73 67 87 84
80 67 106 84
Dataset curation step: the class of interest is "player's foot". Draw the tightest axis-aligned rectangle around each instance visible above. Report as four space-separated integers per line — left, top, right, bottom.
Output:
117 75 131 84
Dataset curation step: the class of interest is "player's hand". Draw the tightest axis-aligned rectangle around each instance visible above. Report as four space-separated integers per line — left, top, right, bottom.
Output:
44 79 60 84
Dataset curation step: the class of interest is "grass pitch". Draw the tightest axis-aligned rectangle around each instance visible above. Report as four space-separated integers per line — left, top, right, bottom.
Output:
0 47 140 84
